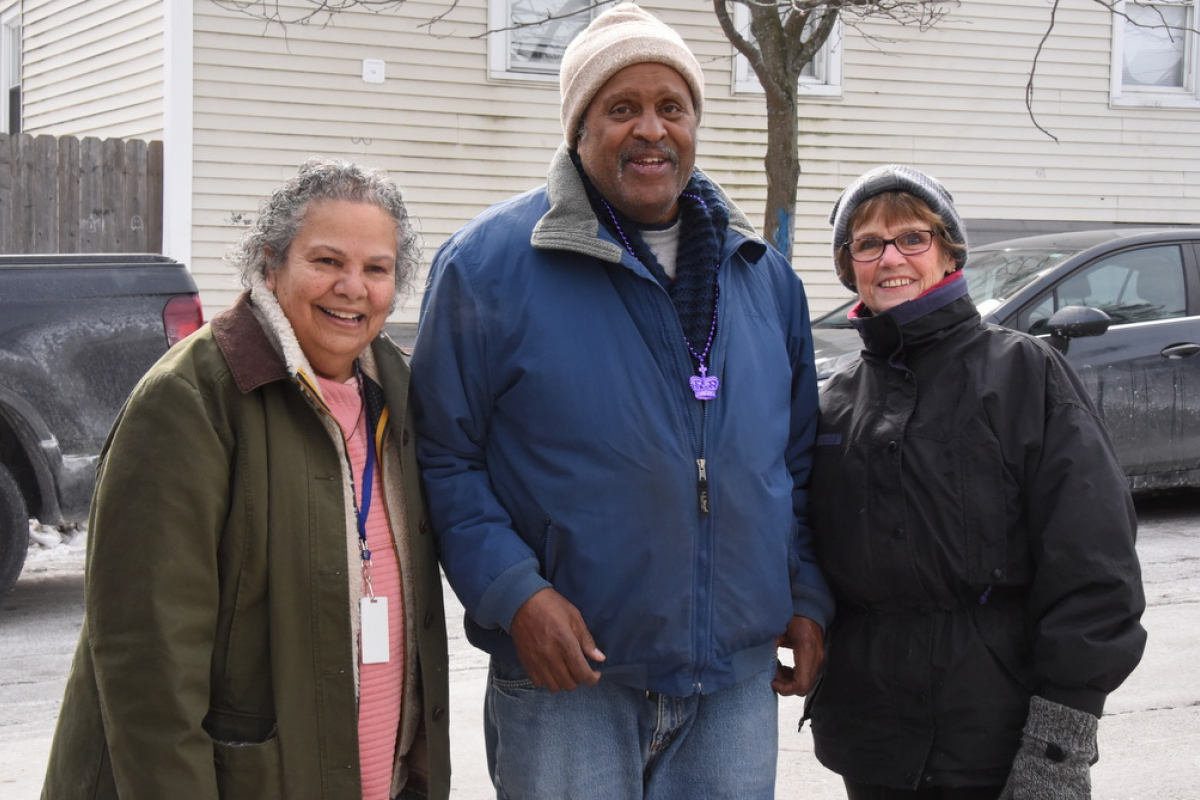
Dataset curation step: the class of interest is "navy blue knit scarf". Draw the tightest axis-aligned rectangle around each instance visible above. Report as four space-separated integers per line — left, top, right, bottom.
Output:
572 152 728 364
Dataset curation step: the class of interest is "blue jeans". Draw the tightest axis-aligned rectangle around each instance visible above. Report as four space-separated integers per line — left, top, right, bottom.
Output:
484 656 778 800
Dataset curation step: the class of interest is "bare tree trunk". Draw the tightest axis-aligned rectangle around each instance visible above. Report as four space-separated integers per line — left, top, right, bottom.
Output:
714 0 834 263
763 89 799 260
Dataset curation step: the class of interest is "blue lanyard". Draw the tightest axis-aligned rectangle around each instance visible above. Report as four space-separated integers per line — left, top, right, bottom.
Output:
354 361 377 563
357 421 376 561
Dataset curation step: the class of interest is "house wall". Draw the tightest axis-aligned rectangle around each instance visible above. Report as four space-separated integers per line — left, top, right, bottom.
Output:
191 0 571 317
791 0 1200 310
191 0 1200 321
188 0 813 319
21 0 164 139
16 1 1199 319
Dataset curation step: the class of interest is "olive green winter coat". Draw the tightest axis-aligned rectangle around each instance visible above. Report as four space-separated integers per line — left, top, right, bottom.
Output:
42 292 450 799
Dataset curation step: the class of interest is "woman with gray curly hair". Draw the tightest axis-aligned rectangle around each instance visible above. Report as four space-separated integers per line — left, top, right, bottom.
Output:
43 158 450 800
232 157 422 304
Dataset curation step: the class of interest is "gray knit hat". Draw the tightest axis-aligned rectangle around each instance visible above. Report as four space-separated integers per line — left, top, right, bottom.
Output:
829 164 968 290
559 3 704 147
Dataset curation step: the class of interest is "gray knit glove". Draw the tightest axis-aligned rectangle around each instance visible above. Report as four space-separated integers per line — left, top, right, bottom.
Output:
999 696 1098 800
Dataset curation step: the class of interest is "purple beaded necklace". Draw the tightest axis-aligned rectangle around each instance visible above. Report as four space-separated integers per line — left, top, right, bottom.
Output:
601 196 721 401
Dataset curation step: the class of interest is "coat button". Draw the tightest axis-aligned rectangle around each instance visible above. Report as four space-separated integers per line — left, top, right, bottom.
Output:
432 706 446 722
992 567 1004 579
424 612 435 629
419 519 430 536
402 429 410 446
887 440 899 453
892 527 905 540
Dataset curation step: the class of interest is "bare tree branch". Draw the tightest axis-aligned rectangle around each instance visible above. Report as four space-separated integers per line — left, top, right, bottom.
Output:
1026 0 1062 143
714 1 758 71
417 0 462 31
1027 0 1200 141
710 1 958 257
210 0 407 27
474 0 612 38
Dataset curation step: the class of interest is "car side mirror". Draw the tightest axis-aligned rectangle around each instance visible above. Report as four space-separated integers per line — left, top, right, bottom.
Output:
1045 305 1112 354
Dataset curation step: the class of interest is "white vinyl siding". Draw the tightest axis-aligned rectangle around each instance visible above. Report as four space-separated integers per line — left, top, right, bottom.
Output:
187 0 1200 318
191 0 569 317
20 0 163 139
4 0 1173 319
9 1 1200 315
779 0 1200 311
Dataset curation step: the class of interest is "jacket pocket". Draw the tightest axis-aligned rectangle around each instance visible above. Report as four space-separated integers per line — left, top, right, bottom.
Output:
206 708 282 800
971 601 1036 694
212 729 283 800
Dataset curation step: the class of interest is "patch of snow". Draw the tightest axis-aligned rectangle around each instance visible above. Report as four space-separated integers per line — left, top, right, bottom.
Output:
24 521 87 574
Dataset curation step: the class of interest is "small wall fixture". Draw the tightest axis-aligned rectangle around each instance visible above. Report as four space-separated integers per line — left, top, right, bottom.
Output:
362 59 385 84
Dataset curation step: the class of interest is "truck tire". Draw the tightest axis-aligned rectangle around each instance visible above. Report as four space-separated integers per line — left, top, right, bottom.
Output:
0 463 30 599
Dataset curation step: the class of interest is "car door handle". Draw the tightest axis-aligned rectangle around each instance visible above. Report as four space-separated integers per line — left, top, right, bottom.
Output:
1160 343 1200 359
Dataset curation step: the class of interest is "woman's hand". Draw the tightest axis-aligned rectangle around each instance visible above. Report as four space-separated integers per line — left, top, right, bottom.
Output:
999 696 1097 800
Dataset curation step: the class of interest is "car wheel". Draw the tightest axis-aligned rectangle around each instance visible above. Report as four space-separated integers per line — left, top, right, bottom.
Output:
0 463 30 600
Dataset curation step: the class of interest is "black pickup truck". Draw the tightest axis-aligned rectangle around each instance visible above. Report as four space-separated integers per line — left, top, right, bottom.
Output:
0 254 203 597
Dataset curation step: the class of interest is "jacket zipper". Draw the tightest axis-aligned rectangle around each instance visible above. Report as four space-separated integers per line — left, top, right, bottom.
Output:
647 275 716 696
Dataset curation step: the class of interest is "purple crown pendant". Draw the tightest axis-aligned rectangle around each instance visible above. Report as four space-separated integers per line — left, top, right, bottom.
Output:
689 365 720 401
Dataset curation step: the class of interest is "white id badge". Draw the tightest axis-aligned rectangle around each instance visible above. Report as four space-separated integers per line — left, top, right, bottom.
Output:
360 596 390 664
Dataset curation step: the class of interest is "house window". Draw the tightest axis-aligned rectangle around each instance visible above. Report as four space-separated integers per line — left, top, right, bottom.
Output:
732 5 842 97
1 9 19 134
488 0 612 82
1111 0 1200 107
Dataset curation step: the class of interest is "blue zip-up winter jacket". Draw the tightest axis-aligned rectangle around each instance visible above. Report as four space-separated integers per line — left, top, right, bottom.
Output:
412 145 834 697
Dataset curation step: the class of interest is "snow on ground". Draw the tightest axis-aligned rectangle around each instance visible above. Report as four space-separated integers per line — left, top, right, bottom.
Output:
22 523 87 576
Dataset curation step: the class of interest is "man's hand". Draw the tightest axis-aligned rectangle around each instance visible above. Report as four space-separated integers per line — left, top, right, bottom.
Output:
771 615 825 696
509 588 606 692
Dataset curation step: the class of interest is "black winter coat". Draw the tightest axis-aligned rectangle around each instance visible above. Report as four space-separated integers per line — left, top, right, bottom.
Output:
806 277 1146 790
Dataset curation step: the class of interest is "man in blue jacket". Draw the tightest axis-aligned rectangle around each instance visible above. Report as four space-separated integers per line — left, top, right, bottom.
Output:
411 4 833 797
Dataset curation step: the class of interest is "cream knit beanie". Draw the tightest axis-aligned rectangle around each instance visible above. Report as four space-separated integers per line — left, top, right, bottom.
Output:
559 3 704 147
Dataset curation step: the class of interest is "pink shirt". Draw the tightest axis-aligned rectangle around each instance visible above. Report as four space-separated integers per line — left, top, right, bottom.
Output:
319 375 405 800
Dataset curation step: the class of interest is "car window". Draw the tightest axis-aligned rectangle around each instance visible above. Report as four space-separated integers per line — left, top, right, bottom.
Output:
812 299 857 329
965 247 1078 317
1016 244 1188 335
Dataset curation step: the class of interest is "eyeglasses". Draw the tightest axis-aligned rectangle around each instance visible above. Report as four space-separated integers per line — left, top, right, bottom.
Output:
844 230 937 262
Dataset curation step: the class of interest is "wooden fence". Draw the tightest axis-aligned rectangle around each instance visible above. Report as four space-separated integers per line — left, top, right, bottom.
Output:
0 132 163 254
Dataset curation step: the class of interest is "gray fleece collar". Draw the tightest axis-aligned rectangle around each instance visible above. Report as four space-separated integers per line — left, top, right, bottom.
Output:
531 143 763 262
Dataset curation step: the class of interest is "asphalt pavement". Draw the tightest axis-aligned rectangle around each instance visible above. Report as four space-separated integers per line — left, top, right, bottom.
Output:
2 494 1198 798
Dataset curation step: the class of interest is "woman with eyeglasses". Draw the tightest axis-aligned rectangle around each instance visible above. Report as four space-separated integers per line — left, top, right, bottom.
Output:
802 165 1146 800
